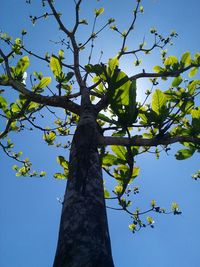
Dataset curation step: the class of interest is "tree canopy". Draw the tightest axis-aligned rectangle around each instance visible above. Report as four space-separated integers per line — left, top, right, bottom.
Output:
0 1 200 267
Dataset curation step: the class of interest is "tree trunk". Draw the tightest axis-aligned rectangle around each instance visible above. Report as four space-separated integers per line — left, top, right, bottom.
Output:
53 111 115 267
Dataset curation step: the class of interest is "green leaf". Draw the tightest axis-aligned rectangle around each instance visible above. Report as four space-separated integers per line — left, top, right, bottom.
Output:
128 223 136 231
104 189 110 198
181 51 191 66
111 145 127 161
175 148 195 160
151 200 156 208
191 107 200 132
114 185 123 194
108 56 119 76
10 103 20 113
127 80 137 124
27 102 39 112
54 173 67 179
140 6 144 12
0 96 7 110
58 49 64 60
194 52 200 64
171 202 179 212
132 166 140 178
85 64 104 75
188 80 200 94
13 56 30 78
107 69 137 125
66 72 74 82
43 131 56 145
50 56 62 78
188 67 198 78
153 65 163 73
57 156 69 170
112 129 126 137
98 113 118 125
147 216 154 225
40 171 46 177
17 56 29 72
151 89 167 115
37 77 51 89
102 154 120 167
164 55 178 66
191 107 200 119
94 7 104 17
55 156 69 179
172 76 183 87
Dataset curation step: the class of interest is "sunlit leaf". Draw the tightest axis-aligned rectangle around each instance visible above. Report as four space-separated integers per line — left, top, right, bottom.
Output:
132 166 140 178
102 154 120 167
104 189 110 198
111 145 127 161
50 56 62 78
108 56 119 76
37 77 51 89
181 51 191 66
94 7 104 17
0 96 7 110
188 67 198 78
153 65 163 73
54 173 67 179
164 55 178 66
188 80 200 94
172 76 183 87
128 223 136 231
151 89 167 115
57 156 69 170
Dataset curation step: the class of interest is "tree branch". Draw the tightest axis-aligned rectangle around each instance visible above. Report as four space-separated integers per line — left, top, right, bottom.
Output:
2 79 81 115
130 64 198 80
47 0 71 37
98 135 200 147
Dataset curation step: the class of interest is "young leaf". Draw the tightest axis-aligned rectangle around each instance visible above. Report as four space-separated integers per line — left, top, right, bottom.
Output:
102 154 120 167
50 56 62 78
108 56 119 76
175 148 195 160
188 67 198 78
57 156 69 170
94 7 104 17
104 189 110 198
164 55 178 67
151 89 167 115
0 96 8 110
98 113 118 125
43 131 56 145
128 224 136 231
17 56 30 73
54 173 67 179
37 77 51 89
153 65 163 73
181 51 191 66
132 167 140 178
172 76 183 87
147 216 154 225
111 145 127 161
191 107 200 132
66 72 74 81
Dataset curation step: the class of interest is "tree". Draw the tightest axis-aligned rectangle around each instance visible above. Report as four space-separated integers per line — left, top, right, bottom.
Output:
0 0 200 267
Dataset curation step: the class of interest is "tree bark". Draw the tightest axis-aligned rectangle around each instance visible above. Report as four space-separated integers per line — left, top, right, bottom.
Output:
53 112 115 267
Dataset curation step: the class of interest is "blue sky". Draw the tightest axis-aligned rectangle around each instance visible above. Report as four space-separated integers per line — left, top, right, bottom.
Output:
0 1 200 267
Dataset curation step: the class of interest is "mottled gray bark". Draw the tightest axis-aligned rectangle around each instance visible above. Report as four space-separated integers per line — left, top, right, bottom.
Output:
53 112 115 267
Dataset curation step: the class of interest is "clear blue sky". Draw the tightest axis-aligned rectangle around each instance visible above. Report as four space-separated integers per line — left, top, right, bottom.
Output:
0 1 200 267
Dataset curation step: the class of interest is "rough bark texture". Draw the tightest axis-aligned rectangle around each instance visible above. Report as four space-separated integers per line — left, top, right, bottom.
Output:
53 112 115 267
